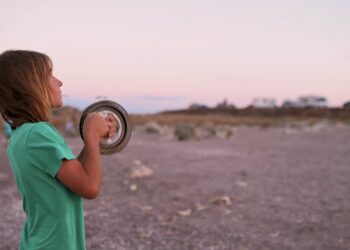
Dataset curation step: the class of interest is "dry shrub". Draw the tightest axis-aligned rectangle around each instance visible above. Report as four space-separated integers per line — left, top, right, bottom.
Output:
131 114 285 127
51 106 81 130
131 108 350 127
1 106 349 132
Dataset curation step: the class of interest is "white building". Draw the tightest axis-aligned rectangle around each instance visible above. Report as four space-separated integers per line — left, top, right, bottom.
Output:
251 98 277 108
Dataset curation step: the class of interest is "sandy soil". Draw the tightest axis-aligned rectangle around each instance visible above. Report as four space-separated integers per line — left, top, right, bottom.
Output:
0 125 350 250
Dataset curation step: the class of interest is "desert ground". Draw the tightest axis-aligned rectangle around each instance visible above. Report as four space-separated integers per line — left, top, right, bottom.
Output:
0 123 350 250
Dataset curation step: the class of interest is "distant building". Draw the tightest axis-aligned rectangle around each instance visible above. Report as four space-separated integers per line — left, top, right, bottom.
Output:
215 98 235 109
343 101 350 109
297 96 327 108
189 103 208 110
251 98 276 108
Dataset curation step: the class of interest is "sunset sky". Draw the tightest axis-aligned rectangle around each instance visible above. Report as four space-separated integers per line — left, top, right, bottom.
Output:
1 0 349 113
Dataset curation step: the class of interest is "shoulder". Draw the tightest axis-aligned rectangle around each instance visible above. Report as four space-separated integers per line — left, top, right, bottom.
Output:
27 122 63 142
29 122 57 132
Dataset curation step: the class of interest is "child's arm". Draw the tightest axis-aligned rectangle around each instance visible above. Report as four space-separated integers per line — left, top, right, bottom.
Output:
56 113 109 199
77 147 85 162
76 114 116 162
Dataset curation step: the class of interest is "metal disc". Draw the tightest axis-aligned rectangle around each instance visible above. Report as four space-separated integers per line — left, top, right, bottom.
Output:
79 100 132 154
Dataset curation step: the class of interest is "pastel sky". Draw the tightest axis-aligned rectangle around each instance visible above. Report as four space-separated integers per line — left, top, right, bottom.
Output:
1 0 349 113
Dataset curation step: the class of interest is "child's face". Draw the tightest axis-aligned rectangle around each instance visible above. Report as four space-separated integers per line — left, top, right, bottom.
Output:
49 75 63 108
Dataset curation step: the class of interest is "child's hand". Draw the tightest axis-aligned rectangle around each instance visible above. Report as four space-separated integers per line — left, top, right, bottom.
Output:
105 114 118 138
83 112 109 142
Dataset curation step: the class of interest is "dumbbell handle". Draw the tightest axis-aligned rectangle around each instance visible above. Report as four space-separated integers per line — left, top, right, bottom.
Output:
79 101 132 154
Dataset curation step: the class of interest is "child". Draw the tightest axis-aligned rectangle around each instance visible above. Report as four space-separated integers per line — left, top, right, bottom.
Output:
0 50 116 249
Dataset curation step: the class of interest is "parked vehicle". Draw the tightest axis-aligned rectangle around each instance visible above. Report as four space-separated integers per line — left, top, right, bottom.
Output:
297 96 327 108
282 100 299 108
251 98 276 108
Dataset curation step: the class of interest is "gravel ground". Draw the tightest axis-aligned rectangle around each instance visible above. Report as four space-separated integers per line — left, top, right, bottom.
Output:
0 125 350 250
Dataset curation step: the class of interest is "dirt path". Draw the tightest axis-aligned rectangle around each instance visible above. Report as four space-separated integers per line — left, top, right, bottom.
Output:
1 126 350 250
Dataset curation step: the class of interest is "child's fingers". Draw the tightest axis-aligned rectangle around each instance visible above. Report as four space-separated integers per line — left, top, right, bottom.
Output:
105 114 118 136
105 114 115 123
108 131 116 138
107 123 117 138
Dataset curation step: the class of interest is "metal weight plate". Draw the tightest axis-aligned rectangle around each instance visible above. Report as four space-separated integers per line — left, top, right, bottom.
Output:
79 100 132 154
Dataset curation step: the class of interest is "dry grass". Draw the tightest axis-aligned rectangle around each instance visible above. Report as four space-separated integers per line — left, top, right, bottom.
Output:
131 107 350 127
131 114 288 127
0 106 82 132
1 107 349 132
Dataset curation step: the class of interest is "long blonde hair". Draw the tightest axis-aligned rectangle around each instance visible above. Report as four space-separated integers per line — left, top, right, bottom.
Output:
0 50 54 128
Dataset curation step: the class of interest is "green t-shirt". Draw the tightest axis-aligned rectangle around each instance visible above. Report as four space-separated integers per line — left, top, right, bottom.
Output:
7 122 86 250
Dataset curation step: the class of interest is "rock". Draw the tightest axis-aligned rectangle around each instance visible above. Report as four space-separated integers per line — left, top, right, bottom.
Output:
160 126 176 141
141 206 153 211
130 184 138 191
269 231 280 238
236 181 248 187
307 120 332 133
174 124 196 141
142 121 164 134
195 203 207 211
177 209 192 217
133 160 142 166
211 196 232 206
215 125 234 139
195 127 216 140
129 165 154 179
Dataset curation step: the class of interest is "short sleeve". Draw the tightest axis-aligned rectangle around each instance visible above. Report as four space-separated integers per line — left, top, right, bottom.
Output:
27 123 76 177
